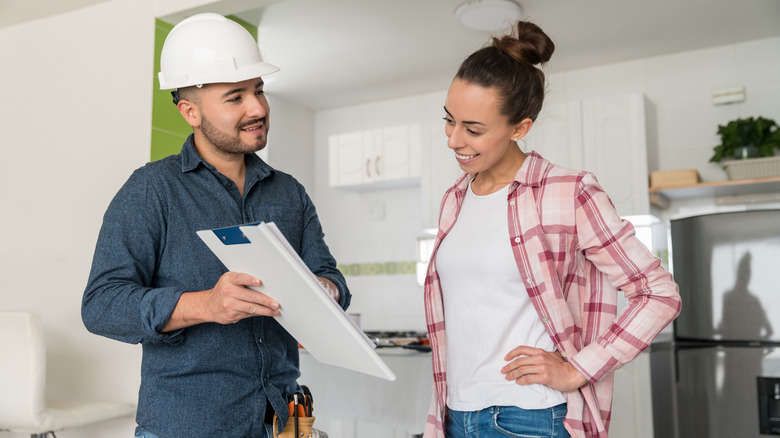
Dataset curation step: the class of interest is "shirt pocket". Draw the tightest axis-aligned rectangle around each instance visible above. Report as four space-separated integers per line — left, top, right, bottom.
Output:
252 205 303 251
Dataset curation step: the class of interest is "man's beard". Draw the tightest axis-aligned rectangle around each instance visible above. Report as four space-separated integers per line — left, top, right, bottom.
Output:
200 114 267 156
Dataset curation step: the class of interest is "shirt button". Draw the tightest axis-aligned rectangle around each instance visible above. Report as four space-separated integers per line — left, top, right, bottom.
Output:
527 278 534 284
561 351 567 357
514 237 521 243
543 316 549 322
509 200 515 206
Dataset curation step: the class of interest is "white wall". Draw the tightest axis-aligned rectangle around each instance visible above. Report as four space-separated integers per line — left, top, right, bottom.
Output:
545 37 780 186
266 94 316 191
0 1 315 437
0 0 154 436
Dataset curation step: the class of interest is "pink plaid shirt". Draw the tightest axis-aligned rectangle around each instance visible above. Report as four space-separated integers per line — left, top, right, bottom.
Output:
423 152 681 437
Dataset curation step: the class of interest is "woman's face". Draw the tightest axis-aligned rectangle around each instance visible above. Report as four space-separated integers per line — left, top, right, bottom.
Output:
443 78 529 175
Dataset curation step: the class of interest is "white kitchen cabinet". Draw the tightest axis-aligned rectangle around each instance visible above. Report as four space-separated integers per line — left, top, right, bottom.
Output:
528 93 650 217
581 94 650 217
329 124 421 189
328 131 366 186
525 101 584 170
420 121 463 231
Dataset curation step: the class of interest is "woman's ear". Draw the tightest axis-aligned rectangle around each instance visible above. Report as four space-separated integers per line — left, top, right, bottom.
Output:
512 118 534 141
177 99 201 129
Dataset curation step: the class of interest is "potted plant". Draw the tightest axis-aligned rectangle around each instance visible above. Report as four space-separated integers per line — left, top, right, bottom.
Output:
709 116 780 180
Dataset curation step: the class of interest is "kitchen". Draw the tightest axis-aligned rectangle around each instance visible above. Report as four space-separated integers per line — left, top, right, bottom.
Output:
1 0 780 437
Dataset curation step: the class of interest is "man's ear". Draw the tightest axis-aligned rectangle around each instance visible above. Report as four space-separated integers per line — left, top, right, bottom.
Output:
512 118 534 141
177 100 201 128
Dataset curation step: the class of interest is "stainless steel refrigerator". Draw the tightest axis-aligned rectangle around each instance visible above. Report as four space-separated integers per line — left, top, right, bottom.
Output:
650 209 780 437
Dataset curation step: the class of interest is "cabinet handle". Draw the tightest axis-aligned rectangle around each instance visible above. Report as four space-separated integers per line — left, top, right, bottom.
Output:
375 156 381 177
366 158 371 178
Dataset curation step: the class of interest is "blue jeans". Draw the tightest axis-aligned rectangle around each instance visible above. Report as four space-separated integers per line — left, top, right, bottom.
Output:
446 403 569 438
135 424 274 438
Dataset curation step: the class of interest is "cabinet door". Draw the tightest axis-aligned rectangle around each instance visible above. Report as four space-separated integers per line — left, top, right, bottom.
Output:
329 125 422 189
421 122 463 230
581 94 649 217
379 124 421 181
526 101 584 170
329 131 365 187
363 129 382 184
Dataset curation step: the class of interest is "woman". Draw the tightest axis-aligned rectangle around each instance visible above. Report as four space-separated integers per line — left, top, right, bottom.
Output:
423 20 681 438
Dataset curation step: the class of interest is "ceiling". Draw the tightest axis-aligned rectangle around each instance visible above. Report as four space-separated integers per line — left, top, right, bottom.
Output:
3 0 780 110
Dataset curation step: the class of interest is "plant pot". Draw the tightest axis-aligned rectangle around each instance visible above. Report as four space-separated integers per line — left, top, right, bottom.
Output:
721 155 780 180
733 145 760 159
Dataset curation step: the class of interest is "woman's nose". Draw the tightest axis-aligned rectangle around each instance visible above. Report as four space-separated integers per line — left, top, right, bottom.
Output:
447 127 462 150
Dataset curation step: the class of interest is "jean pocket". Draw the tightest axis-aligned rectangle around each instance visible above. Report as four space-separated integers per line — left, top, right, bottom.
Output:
492 406 551 438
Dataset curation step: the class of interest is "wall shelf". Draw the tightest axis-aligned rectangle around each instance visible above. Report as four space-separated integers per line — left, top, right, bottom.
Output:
649 176 780 208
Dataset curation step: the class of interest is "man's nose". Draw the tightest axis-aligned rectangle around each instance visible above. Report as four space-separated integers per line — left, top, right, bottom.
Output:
246 95 268 118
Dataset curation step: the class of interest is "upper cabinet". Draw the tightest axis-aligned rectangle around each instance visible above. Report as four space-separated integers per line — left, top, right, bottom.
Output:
329 124 422 189
526 101 584 170
582 94 650 217
528 93 650 217
420 121 463 231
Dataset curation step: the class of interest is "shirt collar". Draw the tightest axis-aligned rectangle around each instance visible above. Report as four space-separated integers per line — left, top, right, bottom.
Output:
179 134 274 181
511 151 549 188
455 150 550 192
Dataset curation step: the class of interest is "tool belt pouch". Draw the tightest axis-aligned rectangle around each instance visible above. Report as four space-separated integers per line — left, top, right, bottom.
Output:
272 413 316 438
272 386 326 438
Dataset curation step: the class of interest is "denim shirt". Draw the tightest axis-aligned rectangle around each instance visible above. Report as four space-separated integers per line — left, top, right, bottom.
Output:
82 135 350 438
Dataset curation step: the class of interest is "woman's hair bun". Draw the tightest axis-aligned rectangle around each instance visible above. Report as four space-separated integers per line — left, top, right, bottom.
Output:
492 20 555 66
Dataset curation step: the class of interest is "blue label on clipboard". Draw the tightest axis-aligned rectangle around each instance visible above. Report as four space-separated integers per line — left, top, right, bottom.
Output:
211 222 261 245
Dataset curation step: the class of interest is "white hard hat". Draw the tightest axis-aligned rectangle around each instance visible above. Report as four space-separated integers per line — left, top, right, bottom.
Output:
158 13 279 90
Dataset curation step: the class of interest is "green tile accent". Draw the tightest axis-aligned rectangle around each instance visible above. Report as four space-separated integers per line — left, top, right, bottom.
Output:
338 261 417 277
150 16 258 161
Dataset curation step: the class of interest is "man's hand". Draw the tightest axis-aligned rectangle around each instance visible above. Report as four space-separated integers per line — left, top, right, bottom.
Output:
162 272 279 332
316 276 340 303
501 345 587 393
204 272 280 323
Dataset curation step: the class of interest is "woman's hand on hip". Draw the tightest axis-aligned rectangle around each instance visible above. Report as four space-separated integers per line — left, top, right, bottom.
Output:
501 345 588 393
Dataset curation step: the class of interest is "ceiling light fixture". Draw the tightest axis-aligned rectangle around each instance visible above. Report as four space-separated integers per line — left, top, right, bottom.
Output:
455 0 523 32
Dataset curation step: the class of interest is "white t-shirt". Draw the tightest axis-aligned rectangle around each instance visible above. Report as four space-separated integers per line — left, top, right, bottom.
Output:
436 181 566 411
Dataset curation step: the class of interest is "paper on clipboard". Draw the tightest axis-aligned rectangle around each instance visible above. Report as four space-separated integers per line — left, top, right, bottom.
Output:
197 222 396 381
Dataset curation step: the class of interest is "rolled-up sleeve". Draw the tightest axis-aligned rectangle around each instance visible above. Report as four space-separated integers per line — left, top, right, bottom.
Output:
82 169 184 345
569 173 681 382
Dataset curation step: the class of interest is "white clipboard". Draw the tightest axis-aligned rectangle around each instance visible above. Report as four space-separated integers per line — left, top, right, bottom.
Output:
197 222 396 381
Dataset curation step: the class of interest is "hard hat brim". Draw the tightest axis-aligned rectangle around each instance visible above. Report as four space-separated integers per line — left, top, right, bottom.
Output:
159 62 280 90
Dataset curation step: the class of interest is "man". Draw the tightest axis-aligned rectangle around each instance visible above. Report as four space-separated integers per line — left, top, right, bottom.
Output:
82 13 349 438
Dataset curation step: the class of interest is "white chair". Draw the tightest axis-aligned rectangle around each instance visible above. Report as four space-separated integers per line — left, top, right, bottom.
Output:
0 312 136 438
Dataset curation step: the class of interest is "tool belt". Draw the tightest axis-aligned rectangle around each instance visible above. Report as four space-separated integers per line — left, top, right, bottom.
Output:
272 386 327 438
